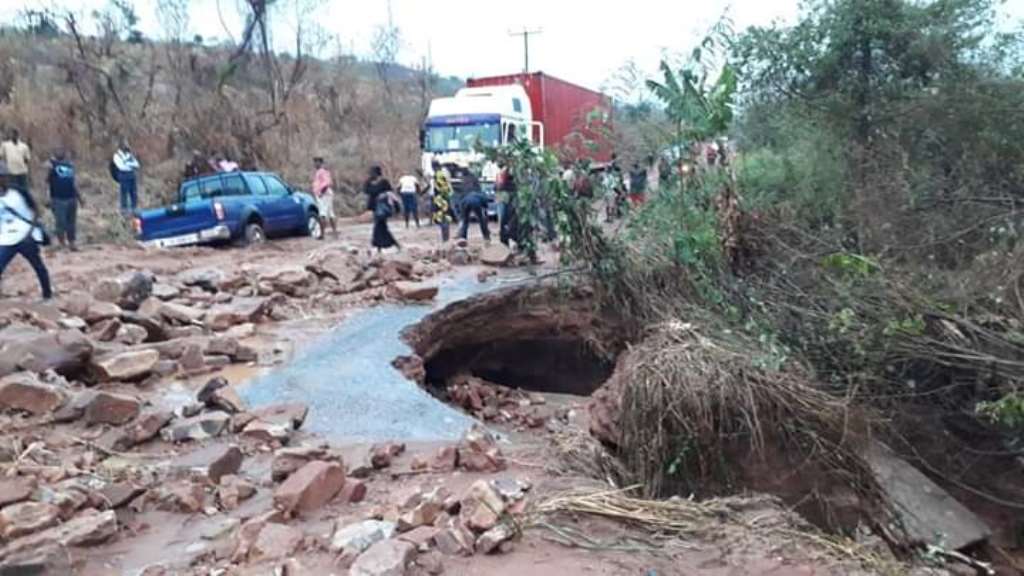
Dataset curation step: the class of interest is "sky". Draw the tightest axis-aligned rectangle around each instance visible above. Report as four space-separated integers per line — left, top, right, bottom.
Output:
1 0 1022 92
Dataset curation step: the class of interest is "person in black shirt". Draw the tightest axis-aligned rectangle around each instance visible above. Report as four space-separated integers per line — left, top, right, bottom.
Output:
365 165 400 253
47 150 84 251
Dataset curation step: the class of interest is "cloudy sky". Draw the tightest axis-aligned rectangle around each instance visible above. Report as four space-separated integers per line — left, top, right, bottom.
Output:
1 0 1021 91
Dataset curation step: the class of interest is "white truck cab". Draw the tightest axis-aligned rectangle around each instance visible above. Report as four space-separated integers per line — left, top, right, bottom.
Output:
421 84 543 180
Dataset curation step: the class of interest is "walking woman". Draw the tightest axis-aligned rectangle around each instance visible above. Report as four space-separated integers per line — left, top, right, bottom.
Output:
365 166 400 253
431 161 455 242
0 163 52 300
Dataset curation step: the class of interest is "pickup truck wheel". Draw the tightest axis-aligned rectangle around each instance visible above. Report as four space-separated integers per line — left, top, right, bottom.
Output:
307 214 324 240
243 222 266 246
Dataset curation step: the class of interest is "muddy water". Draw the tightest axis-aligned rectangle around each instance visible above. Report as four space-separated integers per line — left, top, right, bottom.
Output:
239 271 525 442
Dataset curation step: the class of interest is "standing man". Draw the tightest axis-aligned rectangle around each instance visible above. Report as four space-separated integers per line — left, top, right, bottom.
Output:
397 170 421 229
47 150 84 251
112 140 141 213
0 129 32 193
0 162 52 300
183 150 209 181
311 156 337 237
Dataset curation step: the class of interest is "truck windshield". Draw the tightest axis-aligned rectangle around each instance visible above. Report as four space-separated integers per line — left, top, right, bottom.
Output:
425 123 500 152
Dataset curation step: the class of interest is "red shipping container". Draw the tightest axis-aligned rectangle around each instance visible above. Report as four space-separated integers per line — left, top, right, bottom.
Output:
467 72 613 162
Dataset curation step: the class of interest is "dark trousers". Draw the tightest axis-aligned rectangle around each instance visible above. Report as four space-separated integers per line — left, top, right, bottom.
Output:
119 173 138 212
459 203 490 241
0 237 53 299
51 197 77 244
10 174 28 193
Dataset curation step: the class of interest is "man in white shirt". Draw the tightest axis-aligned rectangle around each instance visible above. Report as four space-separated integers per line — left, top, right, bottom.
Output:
0 162 52 299
112 140 141 213
397 172 421 228
0 129 31 193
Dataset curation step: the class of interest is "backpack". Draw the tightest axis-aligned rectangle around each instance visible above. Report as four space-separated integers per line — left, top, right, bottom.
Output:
108 159 119 181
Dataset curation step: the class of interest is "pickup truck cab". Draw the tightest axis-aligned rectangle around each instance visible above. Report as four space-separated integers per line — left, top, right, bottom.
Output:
135 171 322 248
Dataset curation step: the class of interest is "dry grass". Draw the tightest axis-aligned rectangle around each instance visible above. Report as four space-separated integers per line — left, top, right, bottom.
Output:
613 321 881 515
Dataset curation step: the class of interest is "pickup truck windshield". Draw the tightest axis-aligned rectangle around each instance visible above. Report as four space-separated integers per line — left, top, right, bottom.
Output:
425 123 500 152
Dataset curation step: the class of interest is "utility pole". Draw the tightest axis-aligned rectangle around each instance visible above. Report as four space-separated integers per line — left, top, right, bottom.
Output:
509 28 542 73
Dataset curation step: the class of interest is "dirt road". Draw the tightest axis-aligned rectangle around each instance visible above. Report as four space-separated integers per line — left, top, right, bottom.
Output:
0 218 887 575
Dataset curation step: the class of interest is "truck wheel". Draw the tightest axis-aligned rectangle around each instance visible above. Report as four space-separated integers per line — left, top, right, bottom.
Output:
243 222 266 246
306 214 324 240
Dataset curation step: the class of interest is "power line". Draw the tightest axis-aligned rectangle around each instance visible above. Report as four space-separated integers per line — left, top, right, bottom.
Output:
508 27 542 73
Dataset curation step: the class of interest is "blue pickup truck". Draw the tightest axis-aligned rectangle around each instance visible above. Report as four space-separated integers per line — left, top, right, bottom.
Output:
134 171 323 248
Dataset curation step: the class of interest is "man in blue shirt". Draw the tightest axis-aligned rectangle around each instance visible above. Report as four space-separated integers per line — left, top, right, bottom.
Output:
47 150 84 251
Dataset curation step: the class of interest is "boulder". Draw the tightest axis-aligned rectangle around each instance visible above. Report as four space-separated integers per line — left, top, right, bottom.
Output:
330 520 397 554
480 244 513 267
273 461 346 515
0 502 61 540
349 539 417 576
91 349 160 381
392 282 439 302
161 412 230 442
0 372 67 415
205 337 239 358
0 510 116 560
250 522 304 561
84 391 141 426
178 268 226 291
226 323 257 339
0 477 37 508
196 376 229 404
241 420 292 444
93 272 153 311
173 444 244 485
179 344 205 373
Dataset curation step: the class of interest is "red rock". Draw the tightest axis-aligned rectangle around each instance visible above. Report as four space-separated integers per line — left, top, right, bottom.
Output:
0 510 117 558
0 477 37 508
91 349 160 381
250 403 309 429
410 456 429 471
415 550 446 575
156 481 206 513
339 478 368 504
349 539 416 576
0 372 67 415
250 522 304 561
0 502 61 539
399 525 440 549
432 522 475 556
179 344 205 373
173 444 244 485
90 318 122 342
84 391 141 426
476 523 515 554
100 483 146 509
125 410 173 446
84 301 122 324
392 281 439 301
432 446 458 472
0 543 72 575
217 475 257 511
241 419 291 444
461 480 506 534
273 461 346 515
457 425 506 473
205 336 239 358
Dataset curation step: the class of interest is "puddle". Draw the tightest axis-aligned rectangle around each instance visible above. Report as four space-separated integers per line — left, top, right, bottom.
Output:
239 271 526 442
